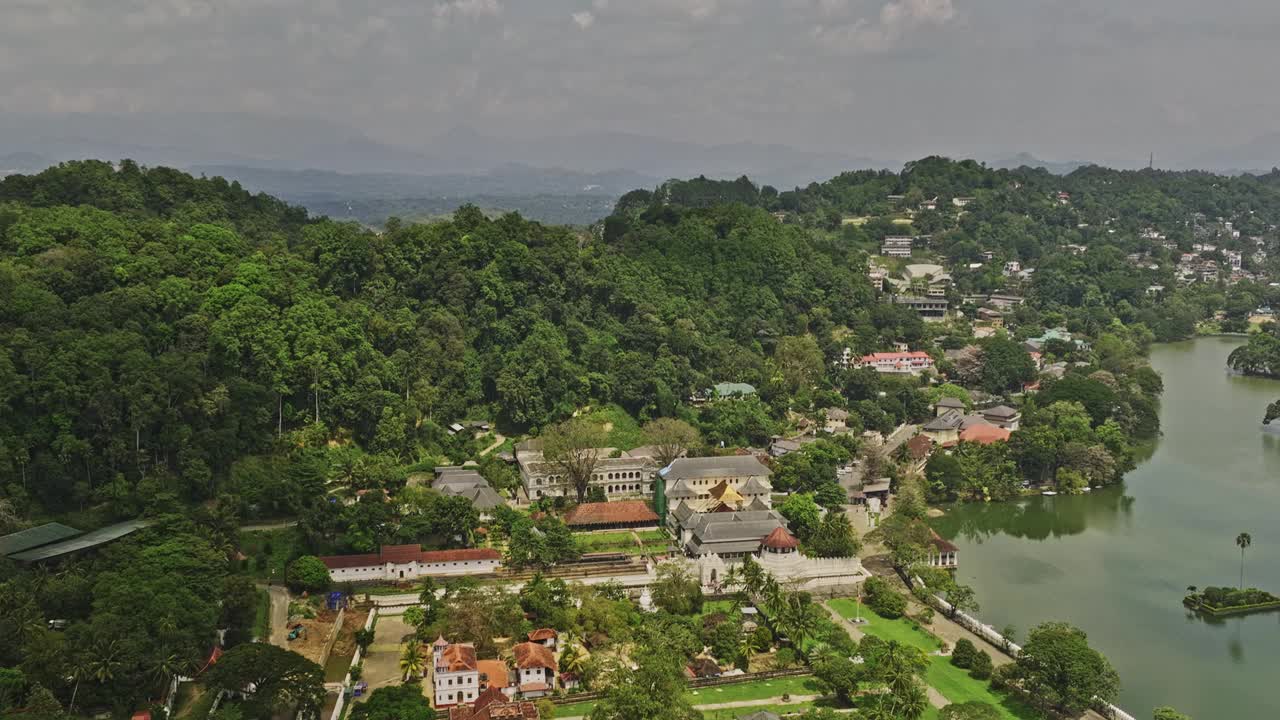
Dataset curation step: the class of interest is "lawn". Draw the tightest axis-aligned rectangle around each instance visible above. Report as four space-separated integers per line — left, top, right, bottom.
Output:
578 404 644 450
252 588 271 640
555 676 823 718
237 527 303 581
686 675 822 704
576 529 671 556
828 599 1043 720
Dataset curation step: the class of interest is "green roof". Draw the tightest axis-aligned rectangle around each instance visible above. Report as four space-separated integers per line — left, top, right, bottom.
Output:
713 382 757 397
0 523 81 558
8 520 150 562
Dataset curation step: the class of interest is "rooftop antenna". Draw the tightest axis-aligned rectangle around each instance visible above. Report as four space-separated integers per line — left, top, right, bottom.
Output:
1149 152 1154 170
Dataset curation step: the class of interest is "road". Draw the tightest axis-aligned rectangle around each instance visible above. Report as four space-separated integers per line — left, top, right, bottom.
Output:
267 585 290 646
841 423 917 495
239 519 298 533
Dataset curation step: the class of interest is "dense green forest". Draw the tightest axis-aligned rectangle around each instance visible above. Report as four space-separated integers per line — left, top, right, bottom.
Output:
3 158 1280 525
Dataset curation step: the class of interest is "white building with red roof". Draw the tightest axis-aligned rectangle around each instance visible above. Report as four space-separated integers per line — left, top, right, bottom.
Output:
856 351 934 375
511 641 556 698
318 544 501 582
433 642 480 707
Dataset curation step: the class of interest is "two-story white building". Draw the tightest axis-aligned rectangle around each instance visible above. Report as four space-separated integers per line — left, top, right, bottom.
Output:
319 545 501 582
516 440 658 501
433 641 480 707
512 642 556 698
856 351 934 375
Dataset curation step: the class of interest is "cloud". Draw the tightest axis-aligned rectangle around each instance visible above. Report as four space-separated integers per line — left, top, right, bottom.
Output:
571 11 595 29
812 0 957 54
433 0 502 22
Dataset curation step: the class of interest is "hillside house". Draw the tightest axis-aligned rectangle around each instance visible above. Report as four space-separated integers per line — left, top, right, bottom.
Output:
881 236 914 257
857 351 935 375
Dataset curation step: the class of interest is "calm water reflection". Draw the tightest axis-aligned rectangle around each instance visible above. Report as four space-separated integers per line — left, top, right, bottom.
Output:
932 337 1280 719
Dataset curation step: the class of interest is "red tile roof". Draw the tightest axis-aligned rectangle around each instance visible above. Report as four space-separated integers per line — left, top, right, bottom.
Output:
380 544 424 564
420 548 501 563
959 425 1012 445
448 687 539 720
476 659 510 689
563 500 658 527
762 526 799 550
528 628 558 642
319 546 499 570
439 644 478 672
512 641 556 670
906 434 934 460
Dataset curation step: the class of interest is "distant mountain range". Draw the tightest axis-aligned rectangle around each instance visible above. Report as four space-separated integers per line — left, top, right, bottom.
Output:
989 153 1094 175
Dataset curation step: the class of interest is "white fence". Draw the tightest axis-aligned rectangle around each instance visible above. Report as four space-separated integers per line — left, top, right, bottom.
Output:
929 591 1136 720
328 605 379 720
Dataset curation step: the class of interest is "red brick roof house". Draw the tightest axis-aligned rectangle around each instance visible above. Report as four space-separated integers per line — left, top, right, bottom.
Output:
527 628 559 649
563 500 659 529
512 642 556 698
318 544 501 582
761 526 799 555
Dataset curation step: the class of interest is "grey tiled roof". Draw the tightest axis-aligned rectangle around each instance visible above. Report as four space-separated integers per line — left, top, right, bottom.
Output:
661 456 772 482
983 405 1019 418
667 479 698 499
739 477 773 495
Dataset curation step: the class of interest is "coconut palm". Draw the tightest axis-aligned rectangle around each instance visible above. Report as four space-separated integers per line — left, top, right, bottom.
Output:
559 642 588 677
1236 533 1252 589
87 641 123 685
737 631 764 667
399 640 425 681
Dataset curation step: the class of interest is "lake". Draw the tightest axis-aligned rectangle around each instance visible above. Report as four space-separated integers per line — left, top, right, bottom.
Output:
932 336 1280 719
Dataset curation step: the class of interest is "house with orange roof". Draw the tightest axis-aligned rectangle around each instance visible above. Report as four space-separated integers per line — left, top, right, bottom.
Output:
959 424 1012 445
527 628 559 650
447 687 539 720
475 659 511 693
511 641 556 698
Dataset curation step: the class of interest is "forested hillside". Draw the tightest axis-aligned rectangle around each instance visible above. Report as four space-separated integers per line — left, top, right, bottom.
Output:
2 158 1279 525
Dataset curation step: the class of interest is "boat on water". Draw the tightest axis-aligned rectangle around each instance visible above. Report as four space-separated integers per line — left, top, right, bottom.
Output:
1041 491 1058 496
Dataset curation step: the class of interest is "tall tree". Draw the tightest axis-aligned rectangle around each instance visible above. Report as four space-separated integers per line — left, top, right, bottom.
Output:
543 417 608 503
207 644 325 720
1013 622 1119 714
641 418 701 469
1236 532 1253 589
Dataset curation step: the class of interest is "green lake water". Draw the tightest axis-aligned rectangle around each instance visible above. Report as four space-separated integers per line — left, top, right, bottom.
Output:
932 337 1280 719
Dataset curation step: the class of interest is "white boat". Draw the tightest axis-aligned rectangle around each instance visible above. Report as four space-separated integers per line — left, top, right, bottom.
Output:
1041 490 1058 496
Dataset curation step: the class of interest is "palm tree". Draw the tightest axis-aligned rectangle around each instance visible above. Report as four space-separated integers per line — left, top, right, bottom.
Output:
1236 532 1253 589
737 632 764 667
399 640 425 681
559 642 588 678
88 640 123 684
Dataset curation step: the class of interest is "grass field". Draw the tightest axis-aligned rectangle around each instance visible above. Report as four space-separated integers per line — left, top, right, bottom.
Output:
555 675 824 718
828 598 1043 720
578 404 644 450
576 529 670 555
237 527 302 581
253 588 271 640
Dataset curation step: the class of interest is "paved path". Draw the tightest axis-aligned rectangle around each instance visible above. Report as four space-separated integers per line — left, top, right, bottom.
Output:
239 519 298 532
479 432 506 456
267 585 290 646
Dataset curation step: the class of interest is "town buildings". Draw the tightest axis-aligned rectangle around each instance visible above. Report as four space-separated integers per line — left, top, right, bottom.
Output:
881 236 914 257
512 642 556 698
661 456 774 509
431 468 506 518
893 296 949 321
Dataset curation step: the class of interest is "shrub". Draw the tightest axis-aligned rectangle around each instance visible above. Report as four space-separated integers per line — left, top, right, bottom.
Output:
988 663 1017 690
969 650 993 679
863 577 907 619
940 701 1001 720
951 638 977 669
286 555 332 593
914 606 935 625
773 647 797 669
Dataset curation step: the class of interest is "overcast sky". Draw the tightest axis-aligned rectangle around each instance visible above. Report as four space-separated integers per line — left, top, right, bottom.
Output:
4 0 1280 167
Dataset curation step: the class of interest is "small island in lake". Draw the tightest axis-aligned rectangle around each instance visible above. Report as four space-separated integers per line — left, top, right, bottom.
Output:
1184 586 1280 616
1262 400 1280 435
